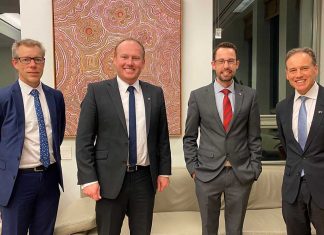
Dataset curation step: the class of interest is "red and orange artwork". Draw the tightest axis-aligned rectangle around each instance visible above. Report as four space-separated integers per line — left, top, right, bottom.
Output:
53 0 181 136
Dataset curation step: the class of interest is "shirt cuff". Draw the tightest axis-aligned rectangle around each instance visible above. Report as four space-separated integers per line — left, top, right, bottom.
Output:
81 181 98 189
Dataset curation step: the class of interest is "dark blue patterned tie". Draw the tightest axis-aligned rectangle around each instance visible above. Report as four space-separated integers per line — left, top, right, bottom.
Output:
127 86 137 167
30 89 50 168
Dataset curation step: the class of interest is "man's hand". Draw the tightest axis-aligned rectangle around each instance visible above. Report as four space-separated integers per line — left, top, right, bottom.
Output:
191 172 196 179
82 182 102 201
157 176 170 192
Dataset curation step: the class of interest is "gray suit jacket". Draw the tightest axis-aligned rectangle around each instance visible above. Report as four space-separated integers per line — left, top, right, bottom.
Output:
183 82 262 184
276 84 324 209
76 78 171 199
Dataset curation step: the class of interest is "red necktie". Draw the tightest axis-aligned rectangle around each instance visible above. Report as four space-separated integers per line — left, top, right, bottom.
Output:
221 89 232 132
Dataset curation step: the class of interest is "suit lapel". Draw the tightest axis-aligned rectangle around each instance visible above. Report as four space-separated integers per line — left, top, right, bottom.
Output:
42 84 58 140
12 81 25 143
106 79 128 133
140 81 151 136
206 83 224 132
230 84 244 131
304 86 324 151
284 95 303 153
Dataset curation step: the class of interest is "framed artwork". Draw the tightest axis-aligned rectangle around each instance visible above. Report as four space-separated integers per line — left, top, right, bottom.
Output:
53 0 181 136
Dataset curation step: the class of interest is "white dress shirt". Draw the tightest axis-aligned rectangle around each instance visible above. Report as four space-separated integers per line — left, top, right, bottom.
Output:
117 76 149 166
18 79 55 168
292 82 318 142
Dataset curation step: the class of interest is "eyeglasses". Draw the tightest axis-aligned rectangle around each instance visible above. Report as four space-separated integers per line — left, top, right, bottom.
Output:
214 59 237 66
15 57 45 64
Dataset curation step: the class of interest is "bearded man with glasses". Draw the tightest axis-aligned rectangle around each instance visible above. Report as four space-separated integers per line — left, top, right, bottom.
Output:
183 41 262 235
0 39 66 235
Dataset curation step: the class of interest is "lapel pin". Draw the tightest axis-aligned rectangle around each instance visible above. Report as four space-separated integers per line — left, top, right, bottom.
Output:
319 111 323 114
148 98 151 101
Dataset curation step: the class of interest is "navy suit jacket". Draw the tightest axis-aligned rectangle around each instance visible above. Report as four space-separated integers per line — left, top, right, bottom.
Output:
0 80 66 206
276 84 324 209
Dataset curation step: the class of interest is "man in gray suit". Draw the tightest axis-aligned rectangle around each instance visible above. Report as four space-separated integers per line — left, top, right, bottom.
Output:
76 38 171 235
276 47 324 235
183 42 262 235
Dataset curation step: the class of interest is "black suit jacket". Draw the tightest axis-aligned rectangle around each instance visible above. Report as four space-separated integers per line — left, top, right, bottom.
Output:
276 84 324 209
76 78 171 199
0 81 66 206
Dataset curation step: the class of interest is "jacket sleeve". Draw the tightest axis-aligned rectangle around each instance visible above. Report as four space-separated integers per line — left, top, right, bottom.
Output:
76 84 98 185
247 90 262 180
183 91 200 175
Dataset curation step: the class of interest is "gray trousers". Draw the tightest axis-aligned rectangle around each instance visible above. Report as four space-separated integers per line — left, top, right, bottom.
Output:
195 167 253 235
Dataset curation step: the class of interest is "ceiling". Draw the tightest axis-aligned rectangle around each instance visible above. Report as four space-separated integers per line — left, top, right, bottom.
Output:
0 0 19 47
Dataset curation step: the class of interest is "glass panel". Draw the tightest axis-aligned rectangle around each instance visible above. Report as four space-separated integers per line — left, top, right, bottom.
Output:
213 0 316 115
261 128 285 161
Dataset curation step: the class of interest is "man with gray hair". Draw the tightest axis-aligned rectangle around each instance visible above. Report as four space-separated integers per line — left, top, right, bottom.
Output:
276 47 324 235
0 39 66 235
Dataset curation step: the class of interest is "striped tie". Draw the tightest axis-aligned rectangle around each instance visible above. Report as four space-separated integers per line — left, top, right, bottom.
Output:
221 89 232 132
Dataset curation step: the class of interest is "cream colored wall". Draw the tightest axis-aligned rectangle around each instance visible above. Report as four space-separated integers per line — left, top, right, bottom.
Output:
20 0 213 208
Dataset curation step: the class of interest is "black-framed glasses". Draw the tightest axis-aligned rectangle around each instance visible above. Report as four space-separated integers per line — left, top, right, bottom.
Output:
15 57 45 64
214 59 237 66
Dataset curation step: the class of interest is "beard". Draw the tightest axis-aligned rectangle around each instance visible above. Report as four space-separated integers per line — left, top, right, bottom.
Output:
216 69 235 82
217 76 233 82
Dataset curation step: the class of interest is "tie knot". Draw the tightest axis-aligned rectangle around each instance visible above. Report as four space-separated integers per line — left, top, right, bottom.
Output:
30 89 39 97
299 96 307 103
221 89 231 96
127 86 135 93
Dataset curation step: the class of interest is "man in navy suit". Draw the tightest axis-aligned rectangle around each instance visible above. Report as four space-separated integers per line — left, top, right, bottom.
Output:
276 47 324 235
0 39 66 235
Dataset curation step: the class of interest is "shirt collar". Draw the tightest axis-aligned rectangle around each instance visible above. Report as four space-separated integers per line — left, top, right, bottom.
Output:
214 80 235 94
116 76 140 93
18 79 43 96
294 82 318 102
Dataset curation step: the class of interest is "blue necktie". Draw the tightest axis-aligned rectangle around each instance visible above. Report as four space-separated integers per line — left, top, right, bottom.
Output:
298 96 308 151
127 86 137 167
30 89 50 168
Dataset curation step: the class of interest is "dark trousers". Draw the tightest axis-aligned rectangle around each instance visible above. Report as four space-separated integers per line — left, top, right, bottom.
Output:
0 163 60 235
96 166 155 235
283 178 324 235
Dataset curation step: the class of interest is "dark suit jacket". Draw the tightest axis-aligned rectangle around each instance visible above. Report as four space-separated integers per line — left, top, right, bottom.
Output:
0 80 66 206
183 83 262 184
76 78 171 199
276 84 324 209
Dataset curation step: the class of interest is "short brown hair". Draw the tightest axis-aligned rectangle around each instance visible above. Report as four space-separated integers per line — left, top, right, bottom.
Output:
213 42 238 60
114 38 145 58
285 47 317 67
12 38 45 58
